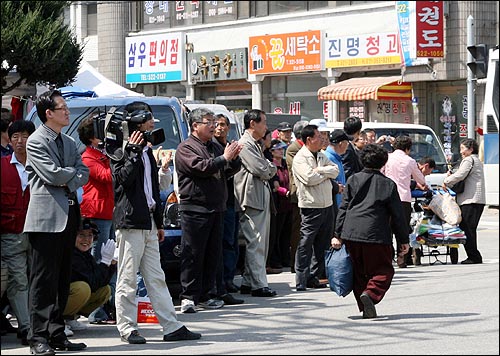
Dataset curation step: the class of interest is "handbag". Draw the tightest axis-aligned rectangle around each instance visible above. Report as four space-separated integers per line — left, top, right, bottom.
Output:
324 245 353 297
448 159 474 194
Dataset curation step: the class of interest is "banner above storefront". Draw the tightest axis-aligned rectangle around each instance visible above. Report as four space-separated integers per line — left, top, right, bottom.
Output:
125 32 186 84
248 30 322 75
189 48 248 83
324 32 401 68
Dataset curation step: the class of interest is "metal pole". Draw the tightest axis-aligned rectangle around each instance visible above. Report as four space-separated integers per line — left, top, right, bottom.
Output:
467 15 476 139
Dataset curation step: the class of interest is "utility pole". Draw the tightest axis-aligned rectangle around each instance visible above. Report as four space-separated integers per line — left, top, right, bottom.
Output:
467 15 475 139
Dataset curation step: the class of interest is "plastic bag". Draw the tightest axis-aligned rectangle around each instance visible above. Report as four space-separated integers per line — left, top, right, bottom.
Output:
428 191 462 225
324 245 353 297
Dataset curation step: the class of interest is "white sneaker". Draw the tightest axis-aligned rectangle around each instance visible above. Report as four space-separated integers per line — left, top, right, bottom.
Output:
67 319 88 331
180 299 196 313
198 298 224 309
64 325 74 337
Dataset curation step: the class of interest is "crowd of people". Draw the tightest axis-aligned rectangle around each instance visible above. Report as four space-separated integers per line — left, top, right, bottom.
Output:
0 96 487 354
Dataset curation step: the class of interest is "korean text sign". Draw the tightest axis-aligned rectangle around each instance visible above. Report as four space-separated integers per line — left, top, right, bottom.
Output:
415 1 444 58
248 30 322 75
325 32 401 68
125 33 185 84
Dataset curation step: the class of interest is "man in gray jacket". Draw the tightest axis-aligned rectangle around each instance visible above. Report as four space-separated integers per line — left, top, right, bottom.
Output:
24 90 89 355
234 109 277 297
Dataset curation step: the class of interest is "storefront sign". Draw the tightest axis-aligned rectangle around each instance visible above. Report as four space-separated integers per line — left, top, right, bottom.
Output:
415 1 444 57
325 32 401 68
249 31 322 75
289 101 301 115
142 1 236 31
189 48 248 83
125 33 185 84
396 1 429 67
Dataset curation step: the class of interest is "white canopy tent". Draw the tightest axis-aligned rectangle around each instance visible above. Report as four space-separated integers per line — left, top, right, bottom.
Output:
56 61 143 97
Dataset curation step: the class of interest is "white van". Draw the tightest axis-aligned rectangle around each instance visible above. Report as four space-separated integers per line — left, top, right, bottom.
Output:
182 102 241 141
322 122 448 186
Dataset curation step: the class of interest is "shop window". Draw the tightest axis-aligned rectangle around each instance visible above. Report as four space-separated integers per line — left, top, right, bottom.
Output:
87 3 97 36
269 1 307 15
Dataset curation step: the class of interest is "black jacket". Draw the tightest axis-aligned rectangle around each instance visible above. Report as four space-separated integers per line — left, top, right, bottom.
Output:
111 146 163 230
70 248 115 292
335 168 408 246
341 142 363 181
175 135 241 213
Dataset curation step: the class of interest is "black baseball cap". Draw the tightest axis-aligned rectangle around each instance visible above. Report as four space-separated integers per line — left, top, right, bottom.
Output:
329 129 351 144
79 218 100 237
277 122 292 131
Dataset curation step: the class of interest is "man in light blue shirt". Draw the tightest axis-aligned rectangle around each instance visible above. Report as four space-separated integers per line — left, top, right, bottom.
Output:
324 130 349 209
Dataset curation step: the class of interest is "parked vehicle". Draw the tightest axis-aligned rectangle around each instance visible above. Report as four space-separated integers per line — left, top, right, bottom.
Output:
323 122 449 186
182 102 242 141
25 94 189 285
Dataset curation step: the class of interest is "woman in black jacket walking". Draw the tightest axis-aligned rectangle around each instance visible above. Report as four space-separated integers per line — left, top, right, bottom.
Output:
331 144 409 319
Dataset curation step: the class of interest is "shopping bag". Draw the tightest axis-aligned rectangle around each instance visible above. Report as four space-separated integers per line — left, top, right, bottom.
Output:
136 296 159 323
428 191 462 225
324 245 353 297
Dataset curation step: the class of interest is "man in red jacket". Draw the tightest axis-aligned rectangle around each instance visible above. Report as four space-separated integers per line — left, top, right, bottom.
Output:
0 120 35 345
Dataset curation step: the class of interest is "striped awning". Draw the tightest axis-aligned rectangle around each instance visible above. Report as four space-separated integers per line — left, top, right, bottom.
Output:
317 76 412 101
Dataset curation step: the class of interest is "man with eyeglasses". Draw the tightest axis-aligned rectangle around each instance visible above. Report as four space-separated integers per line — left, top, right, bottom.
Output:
24 90 90 355
175 108 242 313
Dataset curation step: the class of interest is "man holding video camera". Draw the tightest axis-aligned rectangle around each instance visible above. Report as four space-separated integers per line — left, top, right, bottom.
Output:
111 101 201 344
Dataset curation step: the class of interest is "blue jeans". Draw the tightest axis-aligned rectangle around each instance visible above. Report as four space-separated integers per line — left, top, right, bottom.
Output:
88 219 116 322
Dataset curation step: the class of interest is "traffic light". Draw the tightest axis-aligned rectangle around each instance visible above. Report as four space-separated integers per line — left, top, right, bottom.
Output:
467 44 488 79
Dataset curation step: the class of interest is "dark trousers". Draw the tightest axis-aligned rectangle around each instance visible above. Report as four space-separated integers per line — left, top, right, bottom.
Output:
215 206 240 296
179 210 223 304
344 240 395 312
395 201 412 261
268 210 293 268
289 203 302 273
295 206 334 288
28 204 80 344
459 203 485 263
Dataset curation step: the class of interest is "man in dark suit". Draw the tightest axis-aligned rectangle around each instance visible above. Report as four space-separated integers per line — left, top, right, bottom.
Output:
24 90 90 355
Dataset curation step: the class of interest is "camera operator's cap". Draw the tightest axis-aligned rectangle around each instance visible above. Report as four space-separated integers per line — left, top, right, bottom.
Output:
329 129 351 144
277 122 292 131
309 118 329 132
79 218 100 239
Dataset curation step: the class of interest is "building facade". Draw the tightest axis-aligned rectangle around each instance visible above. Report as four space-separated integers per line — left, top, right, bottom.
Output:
68 1 498 157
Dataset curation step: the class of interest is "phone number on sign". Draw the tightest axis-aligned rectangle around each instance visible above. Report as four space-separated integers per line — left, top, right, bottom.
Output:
417 50 444 57
141 73 167 81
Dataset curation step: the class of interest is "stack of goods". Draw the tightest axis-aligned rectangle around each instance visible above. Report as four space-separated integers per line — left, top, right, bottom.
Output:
415 215 466 246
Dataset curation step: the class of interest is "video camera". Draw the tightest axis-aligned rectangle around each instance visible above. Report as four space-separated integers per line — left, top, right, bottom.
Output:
93 107 165 161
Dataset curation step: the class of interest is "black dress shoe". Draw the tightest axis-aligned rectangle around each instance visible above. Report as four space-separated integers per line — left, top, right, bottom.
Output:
163 325 201 341
220 293 244 305
49 339 87 351
251 287 277 297
30 342 55 356
225 281 240 293
296 285 306 291
307 278 327 289
239 284 251 294
461 258 482 264
121 330 146 344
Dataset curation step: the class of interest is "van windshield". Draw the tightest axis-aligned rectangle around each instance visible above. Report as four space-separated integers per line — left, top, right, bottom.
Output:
29 104 183 154
373 128 448 173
